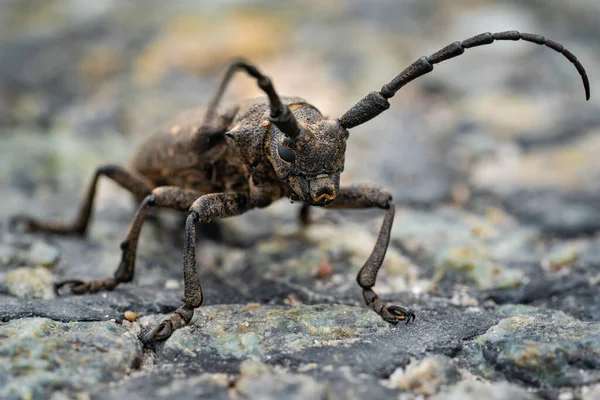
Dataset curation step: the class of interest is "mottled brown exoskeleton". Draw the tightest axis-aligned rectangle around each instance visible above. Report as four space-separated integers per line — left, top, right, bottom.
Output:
11 31 590 343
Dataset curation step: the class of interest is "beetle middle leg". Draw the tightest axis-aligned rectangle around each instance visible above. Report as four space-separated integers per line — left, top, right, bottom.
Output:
299 204 311 226
328 185 415 324
55 186 202 295
141 192 252 343
10 165 153 235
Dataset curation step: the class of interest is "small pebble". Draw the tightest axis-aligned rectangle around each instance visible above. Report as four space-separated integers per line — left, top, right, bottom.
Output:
241 302 261 312
124 311 137 322
314 261 333 280
26 241 60 267
285 295 300 305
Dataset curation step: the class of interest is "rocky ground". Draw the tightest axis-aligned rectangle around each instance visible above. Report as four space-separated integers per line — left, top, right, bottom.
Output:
1 0 600 399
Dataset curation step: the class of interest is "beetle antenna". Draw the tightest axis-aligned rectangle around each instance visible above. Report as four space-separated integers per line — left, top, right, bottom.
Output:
204 59 303 139
338 31 591 130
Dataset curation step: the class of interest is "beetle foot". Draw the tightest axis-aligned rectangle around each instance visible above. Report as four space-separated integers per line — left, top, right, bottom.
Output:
54 278 119 296
363 288 415 325
139 305 194 345
380 304 416 324
140 321 173 344
9 214 86 235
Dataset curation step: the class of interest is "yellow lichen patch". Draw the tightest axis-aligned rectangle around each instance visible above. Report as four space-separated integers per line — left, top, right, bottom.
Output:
485 207 509 224
542 245 579 272
466 216 497 240
241 302 261 312
6 1 66 36
134 11 290 86
513 343 551 369
330 327 355 340
446 246 480 271
5 267 54 299
77 46 123 81
434 244 524 290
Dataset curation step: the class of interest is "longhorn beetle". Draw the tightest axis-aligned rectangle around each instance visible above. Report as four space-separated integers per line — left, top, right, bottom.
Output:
11 31 590 344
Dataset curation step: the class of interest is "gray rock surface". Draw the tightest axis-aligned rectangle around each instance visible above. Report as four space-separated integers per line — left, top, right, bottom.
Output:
1 0 600 399
0 318 141 400
433 380 539 400
150 301 496 375
460 305 600 388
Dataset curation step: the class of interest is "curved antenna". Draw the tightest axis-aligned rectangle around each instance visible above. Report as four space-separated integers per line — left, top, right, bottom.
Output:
204 59 303 139
339 31 591 130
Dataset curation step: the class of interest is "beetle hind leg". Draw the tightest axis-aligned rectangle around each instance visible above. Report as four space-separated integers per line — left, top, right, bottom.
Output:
10 165 153 236
54 186 201 296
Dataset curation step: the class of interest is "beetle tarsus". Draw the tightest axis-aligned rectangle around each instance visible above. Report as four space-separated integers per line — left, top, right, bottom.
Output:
140 305 194 344
384 305 416 325
54 278 119 296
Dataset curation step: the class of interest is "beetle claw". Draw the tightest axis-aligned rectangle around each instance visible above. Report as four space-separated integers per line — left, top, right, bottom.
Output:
54 280 86 296
382 305 416 325
140 321 173 344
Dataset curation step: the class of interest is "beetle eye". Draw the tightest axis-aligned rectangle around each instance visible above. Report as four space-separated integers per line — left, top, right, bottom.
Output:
277 141 296 163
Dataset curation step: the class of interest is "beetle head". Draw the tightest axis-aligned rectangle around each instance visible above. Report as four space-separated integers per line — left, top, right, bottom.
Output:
269 105 348 206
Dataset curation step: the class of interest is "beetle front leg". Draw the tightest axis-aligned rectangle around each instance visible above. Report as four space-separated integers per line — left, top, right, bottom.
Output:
328 185 415 324
141 192 252 344
10 165 153 235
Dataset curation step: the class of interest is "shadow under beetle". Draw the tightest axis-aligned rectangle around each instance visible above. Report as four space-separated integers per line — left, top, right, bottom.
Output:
11 31 590 343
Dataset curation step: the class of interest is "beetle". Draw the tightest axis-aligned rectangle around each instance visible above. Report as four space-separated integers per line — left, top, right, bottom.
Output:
11 31 590 344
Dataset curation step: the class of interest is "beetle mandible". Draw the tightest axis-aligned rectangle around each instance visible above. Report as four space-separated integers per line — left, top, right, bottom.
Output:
11 31 590 343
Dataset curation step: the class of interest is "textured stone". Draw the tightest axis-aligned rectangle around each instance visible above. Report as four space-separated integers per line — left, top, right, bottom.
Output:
25 240 61 267
96 360 400 400
460 305 600 388
0 271 249 323
386 355 459 396
4 266 54 299
0 318 142 399
151 299 496 377
0 236 60 269
233 360 328 400
433 380 539 400
390 206 538 290
94 372 231 400
503 189 600 237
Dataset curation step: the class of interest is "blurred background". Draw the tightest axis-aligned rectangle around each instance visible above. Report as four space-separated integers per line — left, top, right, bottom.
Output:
1 0 600 293
1 0 599 210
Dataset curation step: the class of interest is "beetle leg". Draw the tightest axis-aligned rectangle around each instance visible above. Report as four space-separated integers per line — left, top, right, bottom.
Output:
10 165 153 236
327 185 415 324
55 186 201 296
141 192 252 344
299 204 311 226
